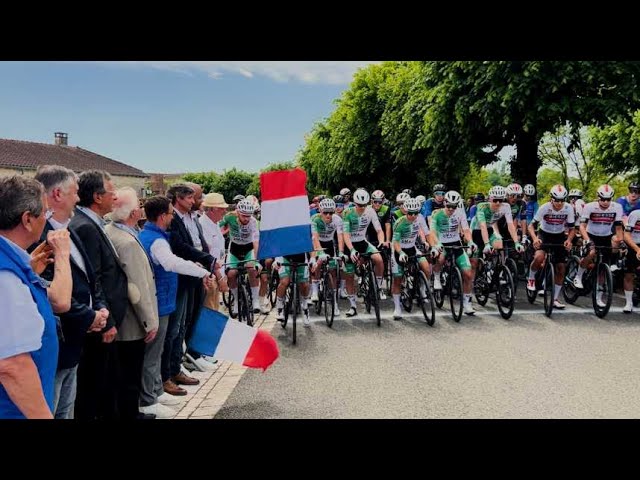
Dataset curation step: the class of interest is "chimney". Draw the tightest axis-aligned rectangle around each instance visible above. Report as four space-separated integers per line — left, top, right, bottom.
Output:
54 132 68 146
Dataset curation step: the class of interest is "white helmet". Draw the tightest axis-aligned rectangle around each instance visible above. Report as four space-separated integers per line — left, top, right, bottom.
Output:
371 189 385 200
523 184 536 196
236 199 255 215
596 184 615 200
488 185 506 200
396 192 411 204
506 183 523 196
319 198 336 212
568 188 583 198
444 190 461 206
353 188 370 205
549 184 568 200
415 194 426 205
245 194 260 212
404 198 421 213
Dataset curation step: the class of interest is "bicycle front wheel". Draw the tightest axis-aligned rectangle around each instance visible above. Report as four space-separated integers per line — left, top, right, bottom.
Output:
593 262 613 318
543 261 555 318
496 265 515 320
417 271 435 326
563 255 581 304
324 271 335 327
449 266 464 322
368 269 381 326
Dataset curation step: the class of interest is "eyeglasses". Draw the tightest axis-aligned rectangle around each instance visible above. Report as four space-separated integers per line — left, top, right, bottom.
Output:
630 189 640 194
322 211 334 215
445 204 457 209
336 204 344 209
373 200 383 205
355 204 367 208
552 199 565 203
238 214 251 219
492 199 503 203
407 212 418 216
434 191 445 196
598 198 611 202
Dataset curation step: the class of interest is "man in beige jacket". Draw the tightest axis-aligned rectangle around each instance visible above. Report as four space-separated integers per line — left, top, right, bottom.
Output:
105 187 159 420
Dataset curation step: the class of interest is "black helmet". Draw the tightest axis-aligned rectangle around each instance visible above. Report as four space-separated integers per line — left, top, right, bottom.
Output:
333 194 345 204
233 194 245 202
433 184 446 194
318 194 326 201
474 192 485 202
629 181 640 191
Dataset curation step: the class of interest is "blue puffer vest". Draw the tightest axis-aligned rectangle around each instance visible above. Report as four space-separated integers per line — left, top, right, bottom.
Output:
0 236 58 419
139 222 178 317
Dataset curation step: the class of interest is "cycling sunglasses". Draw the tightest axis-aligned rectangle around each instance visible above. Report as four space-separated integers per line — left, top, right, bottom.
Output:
445 203 457 209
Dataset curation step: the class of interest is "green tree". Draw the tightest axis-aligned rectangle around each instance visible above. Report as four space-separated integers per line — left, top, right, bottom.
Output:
181 171 221 194
590 110 640 178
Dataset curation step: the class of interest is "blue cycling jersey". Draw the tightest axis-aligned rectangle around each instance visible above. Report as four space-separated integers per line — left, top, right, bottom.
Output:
616 196 640 217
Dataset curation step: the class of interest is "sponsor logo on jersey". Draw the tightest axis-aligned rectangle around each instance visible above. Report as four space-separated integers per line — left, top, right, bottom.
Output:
589 212 616 223
543 214 569 225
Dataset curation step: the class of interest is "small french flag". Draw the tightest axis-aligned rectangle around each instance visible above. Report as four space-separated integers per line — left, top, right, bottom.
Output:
188 308 279 371
257 168 313 260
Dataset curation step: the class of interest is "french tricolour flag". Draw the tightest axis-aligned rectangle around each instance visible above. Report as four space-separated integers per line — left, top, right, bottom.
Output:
257 168 313 260
188 308 279 371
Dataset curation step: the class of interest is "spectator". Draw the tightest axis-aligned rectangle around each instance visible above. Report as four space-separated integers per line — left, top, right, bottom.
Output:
139 196 213 413
105 187 159 420
0 175 71 418
199 192 230 312
69 170 129 420
30 165 108 419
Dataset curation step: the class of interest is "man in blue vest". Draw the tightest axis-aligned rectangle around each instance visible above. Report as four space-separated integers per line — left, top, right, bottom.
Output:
0 175 72 419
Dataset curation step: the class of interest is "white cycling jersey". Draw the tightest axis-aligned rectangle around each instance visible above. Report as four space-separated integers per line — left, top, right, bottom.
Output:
533 202 575 234
625 210 640 244
580 201 623 236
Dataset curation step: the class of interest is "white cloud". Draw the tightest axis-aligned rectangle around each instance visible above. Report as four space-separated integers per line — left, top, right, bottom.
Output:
94 61 378 85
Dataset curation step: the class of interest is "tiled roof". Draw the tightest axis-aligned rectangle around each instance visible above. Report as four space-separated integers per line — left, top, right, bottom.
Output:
0 138 148 177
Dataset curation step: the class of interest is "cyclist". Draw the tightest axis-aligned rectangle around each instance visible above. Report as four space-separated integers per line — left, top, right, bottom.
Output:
220 198 262 314
523 184 538 225
310 198 345 315
617 181 640 221
392 192 411 221
368 190 392 248
231 194 245 211
340 188 355 209
468 192 485 223
272 251 312 327
526 185 575 309
342 188 386 317
573 185 624 303
622 207 640 313
430 191 478 315
421 183 447 228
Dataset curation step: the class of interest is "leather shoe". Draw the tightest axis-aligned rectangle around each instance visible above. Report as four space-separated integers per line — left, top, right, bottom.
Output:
136 412 157 420
173 372 200 386
163 379 187 396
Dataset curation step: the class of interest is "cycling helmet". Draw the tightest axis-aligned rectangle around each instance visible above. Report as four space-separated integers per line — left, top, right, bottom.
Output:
333 194 345 204
396 192 411 204
340 188 351 197
474 192 485 202
433 184 446 194
596 184 615 200
353 188 370 205
629 181 640 191
568 188 583 198
506 183 523 196
371 189 385 201
523 184 536 196
549 184 568 200
404 198 421 213
233 194 245 203
402 188 413 196
444 190 461 206
415 194 426 205
236 199 255 215
319 198 336 212
488 185 507 200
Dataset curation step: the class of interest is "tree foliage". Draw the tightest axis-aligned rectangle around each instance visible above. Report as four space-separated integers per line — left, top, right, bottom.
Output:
590 110 640 178
182 168 256 203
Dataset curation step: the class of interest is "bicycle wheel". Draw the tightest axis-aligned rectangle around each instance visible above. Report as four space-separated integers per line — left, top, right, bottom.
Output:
543 261 555 318
363 271 372 314
416 271 435 326
562 255 581 304
240 284 254 326
222 290 230 308
593 262 613 318
496 265 515 320
282 282 292 328
314 276 324 315
268 270 279 307
226 290 235 317
506 257 519 297
401 273 414 312
292 281 298 344
474 259 489 306
324 271 335 327
449 266 464 322
369 269 381 327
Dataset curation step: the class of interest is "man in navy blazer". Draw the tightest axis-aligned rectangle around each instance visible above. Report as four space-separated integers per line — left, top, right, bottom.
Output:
69 170 129 420
30 166 109 419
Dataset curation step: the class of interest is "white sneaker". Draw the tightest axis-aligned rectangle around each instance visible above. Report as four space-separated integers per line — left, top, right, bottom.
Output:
157 392 184 406
464 302 476 315
526 279 536 291
231 302 238 316
311 291 319 302
553 299 566 309
303 309 311 327
334 303 340 316
433 276 442 290
140 402 176 419
252 298 261 313
573 276 584 289
260 302 270 314
340 288 349 299
193 356 217 372
379 289 387 300
393 307 402 320
307 298 314 306
276 308 285 321
202 355 218 365
610 264 619 273
596 296 606 308
538 290 544 297
624 303 633 313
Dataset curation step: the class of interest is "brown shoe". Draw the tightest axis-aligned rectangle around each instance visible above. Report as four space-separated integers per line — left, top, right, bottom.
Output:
173 372 200 386
163 379 187 396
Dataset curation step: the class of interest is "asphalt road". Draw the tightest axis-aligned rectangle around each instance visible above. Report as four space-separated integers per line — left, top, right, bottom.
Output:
215 286 640 419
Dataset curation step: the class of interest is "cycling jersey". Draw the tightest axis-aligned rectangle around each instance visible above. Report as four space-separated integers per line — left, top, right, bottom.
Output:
311 213 344 242
431 208 468 243
342 206 382 242
470 202 513 230
219 212 259 245
617 196 640 218
525 200 538 224
625 210 640 244
421 197 445 219
532 202 575 234
580 201 623 236
392 216 421 249
367 204 390 243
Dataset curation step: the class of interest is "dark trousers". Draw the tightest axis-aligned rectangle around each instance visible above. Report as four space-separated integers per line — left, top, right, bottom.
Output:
162 288 190 381
75 333 117 420
185 284 205 357
115 339 146 420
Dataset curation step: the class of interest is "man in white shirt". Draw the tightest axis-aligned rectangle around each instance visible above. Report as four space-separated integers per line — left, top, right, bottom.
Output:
198 192 229 311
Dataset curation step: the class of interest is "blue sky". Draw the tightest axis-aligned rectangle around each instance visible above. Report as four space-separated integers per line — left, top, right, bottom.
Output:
0 61 375 174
